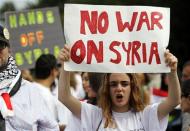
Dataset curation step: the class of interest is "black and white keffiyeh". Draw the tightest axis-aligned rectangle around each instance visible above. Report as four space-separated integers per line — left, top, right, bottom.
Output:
0 56 19 83
0 56 21 129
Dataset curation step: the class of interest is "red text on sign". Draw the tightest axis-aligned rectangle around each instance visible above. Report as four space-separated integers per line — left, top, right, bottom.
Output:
70 40 161 65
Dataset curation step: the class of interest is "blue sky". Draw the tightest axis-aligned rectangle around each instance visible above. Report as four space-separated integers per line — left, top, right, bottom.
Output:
0 0 37 9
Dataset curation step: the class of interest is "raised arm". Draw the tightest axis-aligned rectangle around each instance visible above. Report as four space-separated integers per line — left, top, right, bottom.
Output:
58 45 81 118
157 49 181 120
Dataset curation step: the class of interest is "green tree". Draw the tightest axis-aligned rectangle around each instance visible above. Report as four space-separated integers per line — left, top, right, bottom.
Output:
0 2 16 23
26 0 65 25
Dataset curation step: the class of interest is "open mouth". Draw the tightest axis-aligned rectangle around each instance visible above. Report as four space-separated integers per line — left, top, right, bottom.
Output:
116 94 123 99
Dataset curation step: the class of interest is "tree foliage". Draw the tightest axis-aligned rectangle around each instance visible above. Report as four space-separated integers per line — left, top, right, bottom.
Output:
0 2 16 22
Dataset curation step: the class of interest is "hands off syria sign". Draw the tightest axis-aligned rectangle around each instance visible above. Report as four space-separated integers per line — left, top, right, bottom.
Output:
5 7 64 69
64 4 170 73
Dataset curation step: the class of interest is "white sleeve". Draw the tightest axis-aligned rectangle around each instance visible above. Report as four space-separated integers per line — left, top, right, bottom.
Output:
34 89 59 131
142 103 168 131
81 102 102 131
56 99 71 125
64 113 81 131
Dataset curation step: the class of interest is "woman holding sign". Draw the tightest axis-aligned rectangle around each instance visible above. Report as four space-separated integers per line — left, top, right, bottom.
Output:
58 45 181 131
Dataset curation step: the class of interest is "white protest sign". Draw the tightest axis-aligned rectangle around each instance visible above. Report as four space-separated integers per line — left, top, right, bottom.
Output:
64 4 170 73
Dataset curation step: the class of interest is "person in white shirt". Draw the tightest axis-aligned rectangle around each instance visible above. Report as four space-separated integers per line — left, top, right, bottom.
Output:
0 25 59 130
33 54 70 131
65 72 104 131
58 45 181 131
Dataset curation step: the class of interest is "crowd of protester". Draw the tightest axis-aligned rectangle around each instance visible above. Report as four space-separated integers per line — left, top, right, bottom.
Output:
1 23 190 131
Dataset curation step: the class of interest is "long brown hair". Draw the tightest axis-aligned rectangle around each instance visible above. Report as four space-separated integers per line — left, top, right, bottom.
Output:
98 73 146 128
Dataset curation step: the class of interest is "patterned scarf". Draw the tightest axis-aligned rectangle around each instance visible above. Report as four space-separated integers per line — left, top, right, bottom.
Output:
0 56 21 131
0 56 19 84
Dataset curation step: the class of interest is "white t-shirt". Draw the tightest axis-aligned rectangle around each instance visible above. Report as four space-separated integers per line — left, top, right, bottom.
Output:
6 79 59 131
32 82 70 125
65 113 81 131
80 102 168 131
75 73 85 99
